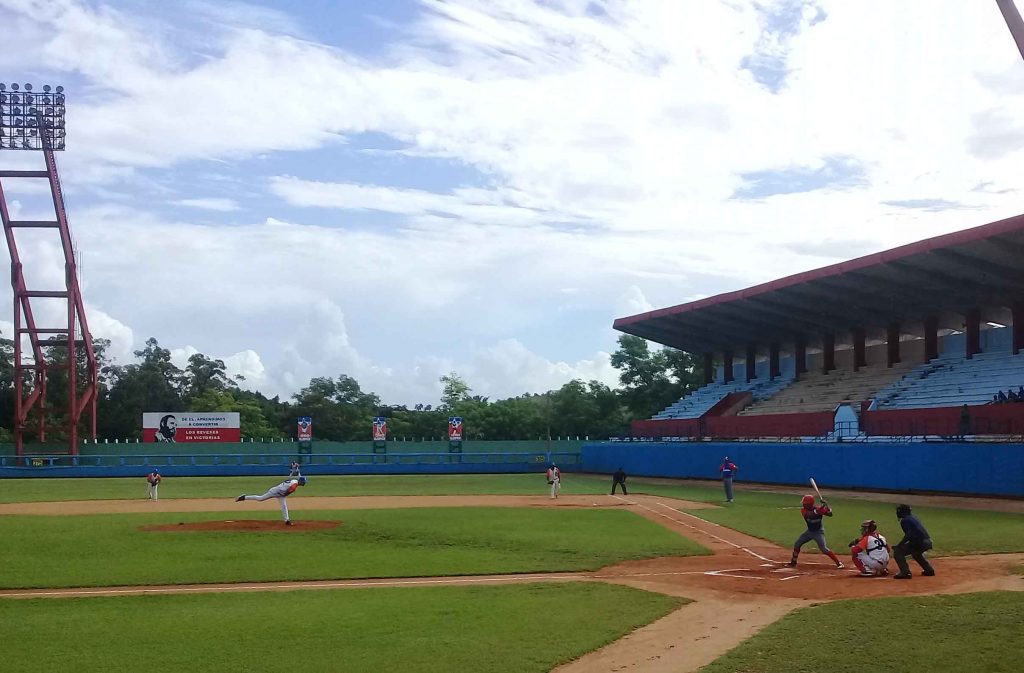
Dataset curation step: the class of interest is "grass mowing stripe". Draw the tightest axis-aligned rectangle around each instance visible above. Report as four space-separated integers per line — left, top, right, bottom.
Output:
0 507 709 589
0 474 618 503
1 582 685 673
700 591 1023 673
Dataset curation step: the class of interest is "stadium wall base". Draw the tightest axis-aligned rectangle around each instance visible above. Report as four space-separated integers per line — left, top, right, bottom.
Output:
581 441 1024 497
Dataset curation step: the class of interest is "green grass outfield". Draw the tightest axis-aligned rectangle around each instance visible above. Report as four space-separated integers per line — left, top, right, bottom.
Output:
701 591 1023 673
0 507 707 589
0 473 616 502
3 474 1022 556
1 582 683 673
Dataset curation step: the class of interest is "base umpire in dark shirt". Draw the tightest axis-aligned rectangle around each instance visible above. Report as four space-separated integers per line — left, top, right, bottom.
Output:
611 467 628 495
893 503 935 579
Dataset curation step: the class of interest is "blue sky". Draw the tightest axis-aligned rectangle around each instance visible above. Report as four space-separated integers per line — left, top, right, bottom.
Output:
0 0 1022 405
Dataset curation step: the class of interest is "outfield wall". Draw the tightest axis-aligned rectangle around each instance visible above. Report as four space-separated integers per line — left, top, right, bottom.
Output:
0 439 586 457
581 441 1024 497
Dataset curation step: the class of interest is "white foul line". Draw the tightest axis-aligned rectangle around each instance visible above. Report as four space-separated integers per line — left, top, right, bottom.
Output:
612 495 777 563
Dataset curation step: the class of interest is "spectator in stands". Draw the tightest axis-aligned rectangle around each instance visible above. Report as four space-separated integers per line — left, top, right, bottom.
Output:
958 404 971 440
998 390 1009 403
719 457 738 502
1018 386 1024 400
992 393 1001 404
1009 390 1020 403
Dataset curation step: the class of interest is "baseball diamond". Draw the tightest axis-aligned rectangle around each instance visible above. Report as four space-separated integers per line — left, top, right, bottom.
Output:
0 474 1022 673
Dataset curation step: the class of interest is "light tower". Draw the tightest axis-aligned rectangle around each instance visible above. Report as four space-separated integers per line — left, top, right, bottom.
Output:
0 82 98 456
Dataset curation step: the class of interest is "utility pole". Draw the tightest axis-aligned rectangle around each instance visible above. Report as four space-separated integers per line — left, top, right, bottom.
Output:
997 0 1024 61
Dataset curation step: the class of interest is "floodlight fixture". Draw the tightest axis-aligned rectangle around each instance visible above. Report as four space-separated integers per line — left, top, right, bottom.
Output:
0 82 66 151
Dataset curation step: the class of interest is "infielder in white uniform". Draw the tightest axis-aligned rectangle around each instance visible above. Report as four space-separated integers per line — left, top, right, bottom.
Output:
849 519 891 576
235 476 307 525
546 464 561 499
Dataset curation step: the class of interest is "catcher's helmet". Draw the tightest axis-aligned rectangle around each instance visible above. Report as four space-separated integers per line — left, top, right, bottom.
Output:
896 503 912 518
801 494 815 507
860 519 877 533
297 476 307 486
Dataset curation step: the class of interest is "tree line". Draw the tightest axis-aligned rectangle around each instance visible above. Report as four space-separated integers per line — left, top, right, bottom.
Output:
0 333 702 442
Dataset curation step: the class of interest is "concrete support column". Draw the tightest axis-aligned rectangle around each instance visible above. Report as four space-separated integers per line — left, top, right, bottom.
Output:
702 352 714 385
1014 303 1023 356
886 322 901 368
745 343 756 382
769 342 780 379
794 334 807 377
924 316 939 362
965 309 981 359
852 328 866 371
723 349 734 383
822 333 836 374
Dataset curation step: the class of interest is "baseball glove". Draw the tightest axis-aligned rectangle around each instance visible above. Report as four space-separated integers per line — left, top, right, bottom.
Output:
547 480 553 485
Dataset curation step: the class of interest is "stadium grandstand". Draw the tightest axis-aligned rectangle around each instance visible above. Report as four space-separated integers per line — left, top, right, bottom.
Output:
615 213 1024 442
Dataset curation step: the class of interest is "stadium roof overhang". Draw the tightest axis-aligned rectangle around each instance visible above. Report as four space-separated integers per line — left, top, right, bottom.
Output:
613 213 1024 355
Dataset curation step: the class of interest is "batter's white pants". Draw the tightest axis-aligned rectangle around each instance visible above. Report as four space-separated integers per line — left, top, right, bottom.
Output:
550 479 560 499
148 483 158 500
856 550 889 575
242 492 291 522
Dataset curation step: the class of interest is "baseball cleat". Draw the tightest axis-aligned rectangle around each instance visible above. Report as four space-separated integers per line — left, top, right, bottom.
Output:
285 520 293 526
786 561 797 567
881 568 889 576
922 569 935 576
893 572 912 579
836 562 845 569
235 495 245 502
858 570 874 577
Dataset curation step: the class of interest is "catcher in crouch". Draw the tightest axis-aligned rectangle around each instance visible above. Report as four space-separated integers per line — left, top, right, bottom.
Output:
787 494 845 569
849 519 891 577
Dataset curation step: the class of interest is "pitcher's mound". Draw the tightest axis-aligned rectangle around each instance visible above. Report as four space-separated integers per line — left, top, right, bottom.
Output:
141 520 341 532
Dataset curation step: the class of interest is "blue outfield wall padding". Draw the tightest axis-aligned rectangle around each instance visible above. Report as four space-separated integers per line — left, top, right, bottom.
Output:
581 442 1024 497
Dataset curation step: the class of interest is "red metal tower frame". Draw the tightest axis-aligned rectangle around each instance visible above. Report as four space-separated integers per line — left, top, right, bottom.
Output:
0 132 97 456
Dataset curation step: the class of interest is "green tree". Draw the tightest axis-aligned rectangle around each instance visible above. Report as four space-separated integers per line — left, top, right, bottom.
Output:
439 372 471 411
611 335 702 420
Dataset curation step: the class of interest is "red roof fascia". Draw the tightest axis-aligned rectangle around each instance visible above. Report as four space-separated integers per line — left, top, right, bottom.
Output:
614 212 1024 329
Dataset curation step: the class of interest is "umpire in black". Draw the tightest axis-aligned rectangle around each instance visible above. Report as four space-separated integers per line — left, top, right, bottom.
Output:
893 503 935 579
611 467 628 495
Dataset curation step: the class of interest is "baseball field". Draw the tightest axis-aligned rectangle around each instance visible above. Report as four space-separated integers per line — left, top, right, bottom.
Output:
1 473 1022 672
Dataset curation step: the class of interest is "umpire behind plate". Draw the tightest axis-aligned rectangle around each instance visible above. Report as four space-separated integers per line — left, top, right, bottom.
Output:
893 504 935 580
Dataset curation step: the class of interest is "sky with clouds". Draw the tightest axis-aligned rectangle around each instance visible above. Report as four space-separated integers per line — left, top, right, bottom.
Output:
1 0 1023 406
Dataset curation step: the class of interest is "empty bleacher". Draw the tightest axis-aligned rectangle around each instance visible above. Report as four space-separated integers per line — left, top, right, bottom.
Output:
875 350 1024 409
739 362 915 415
652 375 794 419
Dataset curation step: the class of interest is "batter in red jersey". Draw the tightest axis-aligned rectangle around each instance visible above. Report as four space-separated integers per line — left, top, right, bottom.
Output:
787 494 844 569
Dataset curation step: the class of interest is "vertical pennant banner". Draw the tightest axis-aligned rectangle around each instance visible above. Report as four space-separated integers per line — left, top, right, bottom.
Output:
297 416 313 443
372 416 388 442
448 416 463 442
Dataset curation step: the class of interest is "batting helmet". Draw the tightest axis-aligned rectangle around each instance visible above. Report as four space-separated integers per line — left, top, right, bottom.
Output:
860 519 877 533
802 494 815 507
896 503 912 518
297 476 307 486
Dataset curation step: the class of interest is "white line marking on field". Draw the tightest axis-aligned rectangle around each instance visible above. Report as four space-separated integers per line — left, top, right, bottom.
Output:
779 575 803 581
612 495 777 563
703 569 765 581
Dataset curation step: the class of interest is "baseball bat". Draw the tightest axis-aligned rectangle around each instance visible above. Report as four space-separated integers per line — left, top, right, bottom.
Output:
810 477 823 502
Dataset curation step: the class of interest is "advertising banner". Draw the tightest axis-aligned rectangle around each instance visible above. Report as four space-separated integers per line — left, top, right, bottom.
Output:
372 416 388 442
297 416 313 442
143 412 240 443
448 416 463 442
